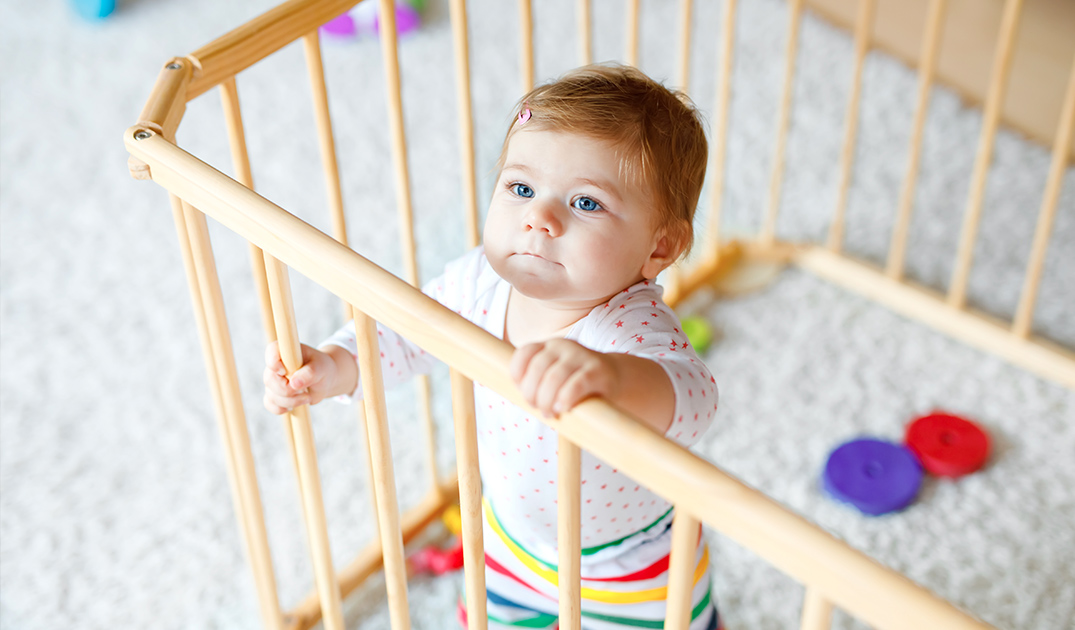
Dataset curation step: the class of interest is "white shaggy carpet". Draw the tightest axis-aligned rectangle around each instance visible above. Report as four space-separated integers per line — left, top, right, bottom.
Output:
1 0 1073 629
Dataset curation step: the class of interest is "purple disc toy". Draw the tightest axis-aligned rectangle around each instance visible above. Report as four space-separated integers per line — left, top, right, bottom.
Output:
823 438 923 516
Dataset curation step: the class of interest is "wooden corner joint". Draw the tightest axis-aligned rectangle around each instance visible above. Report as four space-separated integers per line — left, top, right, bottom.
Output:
125 126 160 180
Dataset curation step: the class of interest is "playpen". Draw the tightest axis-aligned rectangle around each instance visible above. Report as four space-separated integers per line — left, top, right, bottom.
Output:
124 0 1074 628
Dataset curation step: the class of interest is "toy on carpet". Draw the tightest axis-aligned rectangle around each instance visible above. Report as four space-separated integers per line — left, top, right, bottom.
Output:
681 315 714 355
822 412 990 516
823 438 923 516
408 504 465 576
321 0 424 39
72 0 115 20
905 412 990 478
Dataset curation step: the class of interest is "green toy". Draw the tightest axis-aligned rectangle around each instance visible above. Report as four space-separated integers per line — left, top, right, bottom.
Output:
681 316 714 355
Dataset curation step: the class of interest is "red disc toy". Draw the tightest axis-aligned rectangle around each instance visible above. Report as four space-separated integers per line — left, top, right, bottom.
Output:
905 413 990 478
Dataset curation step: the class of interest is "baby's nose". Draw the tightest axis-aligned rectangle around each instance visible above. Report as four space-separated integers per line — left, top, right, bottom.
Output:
524 202 563 236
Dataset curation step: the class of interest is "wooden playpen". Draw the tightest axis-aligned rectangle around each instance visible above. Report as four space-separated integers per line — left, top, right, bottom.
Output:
124 0 1074 628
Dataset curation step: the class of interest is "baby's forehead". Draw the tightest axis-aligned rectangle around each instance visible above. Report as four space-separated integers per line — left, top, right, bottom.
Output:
502 128 653 195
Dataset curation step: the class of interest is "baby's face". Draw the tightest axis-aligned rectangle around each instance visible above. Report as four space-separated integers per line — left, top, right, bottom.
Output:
484 128 668 309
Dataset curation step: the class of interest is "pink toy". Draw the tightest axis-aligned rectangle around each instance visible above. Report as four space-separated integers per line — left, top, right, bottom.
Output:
321 1 422 39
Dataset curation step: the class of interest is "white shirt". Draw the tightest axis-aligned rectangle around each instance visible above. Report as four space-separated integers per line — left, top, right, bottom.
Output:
322 246 717 563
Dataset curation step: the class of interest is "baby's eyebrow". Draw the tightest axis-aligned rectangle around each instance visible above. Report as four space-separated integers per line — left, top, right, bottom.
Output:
501 163 531 174
576 177 623 202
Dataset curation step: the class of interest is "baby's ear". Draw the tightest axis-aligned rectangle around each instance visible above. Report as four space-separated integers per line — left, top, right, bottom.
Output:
641 228 686 280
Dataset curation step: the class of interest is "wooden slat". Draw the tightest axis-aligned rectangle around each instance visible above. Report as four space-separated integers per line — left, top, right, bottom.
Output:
219 78 278 340
761 0 803 244
827 0 875 253
579 0 592 65
451 370 488 630
449 0 481 249
301 31 348 248
520 0 535 92
948 0 1025 309
558 436 582 630
625 0 641 66
677 0 695 93
800 587 835 630
885 0 948 279
1012 56 1075 338
354 310 412 629
702 0 739 262
263 253 346 630
172 196 284 630
663 512 700 630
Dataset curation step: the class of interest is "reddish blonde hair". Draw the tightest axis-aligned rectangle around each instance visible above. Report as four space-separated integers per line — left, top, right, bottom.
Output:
497 63 708 257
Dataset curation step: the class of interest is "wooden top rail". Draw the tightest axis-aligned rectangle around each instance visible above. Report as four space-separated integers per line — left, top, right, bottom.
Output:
184 0 360 101
124 127 994 630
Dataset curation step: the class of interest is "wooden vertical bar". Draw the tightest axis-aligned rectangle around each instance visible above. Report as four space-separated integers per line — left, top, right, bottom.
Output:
449 0 481 250
885 0 948 279
677 0 694 93
519 0 535 92
379 0 442 498
451 370 488 630
826 0 874 253
378 0 419 286
625 0 641 67
662 0 696 304
948 0 1024 309
579 0 592 66
218 79 306 556
171 196 284 630
800 587 835 630
703 0 738 262
761 0 803 245
301 31 349 249
263 255 346 630
1012 58 1075 338
558 436 582 630
663 511 700 630
219 78 277 339
354 311 413 630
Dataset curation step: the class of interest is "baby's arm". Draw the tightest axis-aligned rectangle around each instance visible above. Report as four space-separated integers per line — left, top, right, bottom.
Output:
262 341 357 414
510 340 675 433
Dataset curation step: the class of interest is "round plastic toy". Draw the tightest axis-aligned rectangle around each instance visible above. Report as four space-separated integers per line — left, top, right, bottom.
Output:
905 412 990 478
681 316 713 355
72 0 115 19
823 438 923 516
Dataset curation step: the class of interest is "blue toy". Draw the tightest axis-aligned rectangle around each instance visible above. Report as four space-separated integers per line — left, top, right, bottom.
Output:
72 0 115 20
823 438 923 516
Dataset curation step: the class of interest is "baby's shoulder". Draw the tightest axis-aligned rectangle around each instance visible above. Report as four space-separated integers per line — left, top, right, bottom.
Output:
579 280 681 336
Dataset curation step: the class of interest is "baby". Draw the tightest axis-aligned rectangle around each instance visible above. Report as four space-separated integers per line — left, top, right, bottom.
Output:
264 63 721 630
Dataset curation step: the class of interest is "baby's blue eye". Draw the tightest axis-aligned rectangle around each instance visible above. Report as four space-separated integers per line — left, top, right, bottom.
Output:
573 196 601 212
512 183 534 198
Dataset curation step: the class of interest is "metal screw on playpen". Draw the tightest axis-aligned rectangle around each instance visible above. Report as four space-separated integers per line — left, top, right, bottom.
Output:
134 130 152 140
166 62 183 70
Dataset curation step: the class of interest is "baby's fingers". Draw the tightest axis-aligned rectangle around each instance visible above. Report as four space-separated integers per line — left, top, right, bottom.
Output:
263 390 310 415
264 341 286 376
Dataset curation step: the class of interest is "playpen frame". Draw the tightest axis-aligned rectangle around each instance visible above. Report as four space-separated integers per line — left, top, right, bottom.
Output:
124 0 1074 628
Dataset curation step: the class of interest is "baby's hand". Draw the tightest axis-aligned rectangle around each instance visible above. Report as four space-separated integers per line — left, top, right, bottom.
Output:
262 341 341 414
510 339 619 418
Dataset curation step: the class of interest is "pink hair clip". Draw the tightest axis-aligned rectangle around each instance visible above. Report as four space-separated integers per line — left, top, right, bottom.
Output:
517 104 532 124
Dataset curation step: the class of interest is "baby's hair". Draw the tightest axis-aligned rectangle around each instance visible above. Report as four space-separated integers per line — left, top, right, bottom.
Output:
497 63 708 258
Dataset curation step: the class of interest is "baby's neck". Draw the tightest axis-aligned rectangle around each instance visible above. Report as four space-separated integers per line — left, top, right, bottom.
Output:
504 288 601 346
